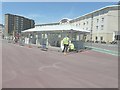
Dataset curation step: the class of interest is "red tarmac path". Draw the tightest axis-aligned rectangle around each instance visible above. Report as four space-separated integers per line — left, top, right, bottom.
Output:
2 40 118 88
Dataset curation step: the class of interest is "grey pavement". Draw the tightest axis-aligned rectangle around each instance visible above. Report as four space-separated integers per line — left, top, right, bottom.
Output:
2 40 118 88
85 42 118 52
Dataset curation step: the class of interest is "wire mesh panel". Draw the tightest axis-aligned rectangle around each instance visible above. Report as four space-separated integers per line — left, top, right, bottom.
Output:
71 40 85 52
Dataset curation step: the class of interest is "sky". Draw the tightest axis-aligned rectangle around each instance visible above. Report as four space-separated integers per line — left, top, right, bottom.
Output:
1 2 118 25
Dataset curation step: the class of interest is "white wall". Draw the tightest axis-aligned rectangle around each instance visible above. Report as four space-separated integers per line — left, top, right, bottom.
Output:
69 6 119 42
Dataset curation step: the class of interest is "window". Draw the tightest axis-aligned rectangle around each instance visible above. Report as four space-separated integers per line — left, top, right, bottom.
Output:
95 36 98 40
97 19 99 23
96 26 98 30
87 21 88 25
83 22 85 25
21 18 23 21
100 36 103 41
94 12 99 17
100 10 108 15
101 18 104 22
100 10 104 15
115 35 120 40
101 25 104 30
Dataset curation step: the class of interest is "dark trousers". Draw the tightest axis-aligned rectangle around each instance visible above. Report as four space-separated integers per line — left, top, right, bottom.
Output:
62 44 69 53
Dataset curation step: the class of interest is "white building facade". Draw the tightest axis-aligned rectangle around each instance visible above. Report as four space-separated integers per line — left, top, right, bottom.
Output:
69 5 120 43
24 5 120 45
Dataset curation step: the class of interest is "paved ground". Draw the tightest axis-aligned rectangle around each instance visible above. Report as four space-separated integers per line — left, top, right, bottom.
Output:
85 42 118 52
0 35 2 89
2 40 118 88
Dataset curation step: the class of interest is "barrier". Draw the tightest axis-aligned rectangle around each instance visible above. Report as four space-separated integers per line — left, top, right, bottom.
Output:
71 40 85 52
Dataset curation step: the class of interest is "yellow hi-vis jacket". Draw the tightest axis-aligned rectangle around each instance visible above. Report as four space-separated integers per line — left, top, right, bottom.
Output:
69 43 75 50
63 37 69 45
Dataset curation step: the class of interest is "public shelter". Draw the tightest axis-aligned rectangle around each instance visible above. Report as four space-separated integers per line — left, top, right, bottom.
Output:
22 24 90 48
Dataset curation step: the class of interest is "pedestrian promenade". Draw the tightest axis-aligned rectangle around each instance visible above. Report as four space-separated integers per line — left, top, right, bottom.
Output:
5 38 119 56
2 39 118 88
21 40 119 56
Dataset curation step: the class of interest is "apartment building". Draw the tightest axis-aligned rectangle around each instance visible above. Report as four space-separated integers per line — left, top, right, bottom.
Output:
4 14 35 36
0 24 4 38
0 24 4 33
69 5 120 43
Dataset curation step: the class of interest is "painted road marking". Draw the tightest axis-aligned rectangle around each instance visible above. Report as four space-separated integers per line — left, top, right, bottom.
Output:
38 62 61 71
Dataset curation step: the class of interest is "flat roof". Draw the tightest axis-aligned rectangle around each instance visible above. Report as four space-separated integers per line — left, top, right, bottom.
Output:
5 13 34 21
22 24 90 33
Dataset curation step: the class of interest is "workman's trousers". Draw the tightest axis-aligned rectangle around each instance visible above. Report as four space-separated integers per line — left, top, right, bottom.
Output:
62 44 69 53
